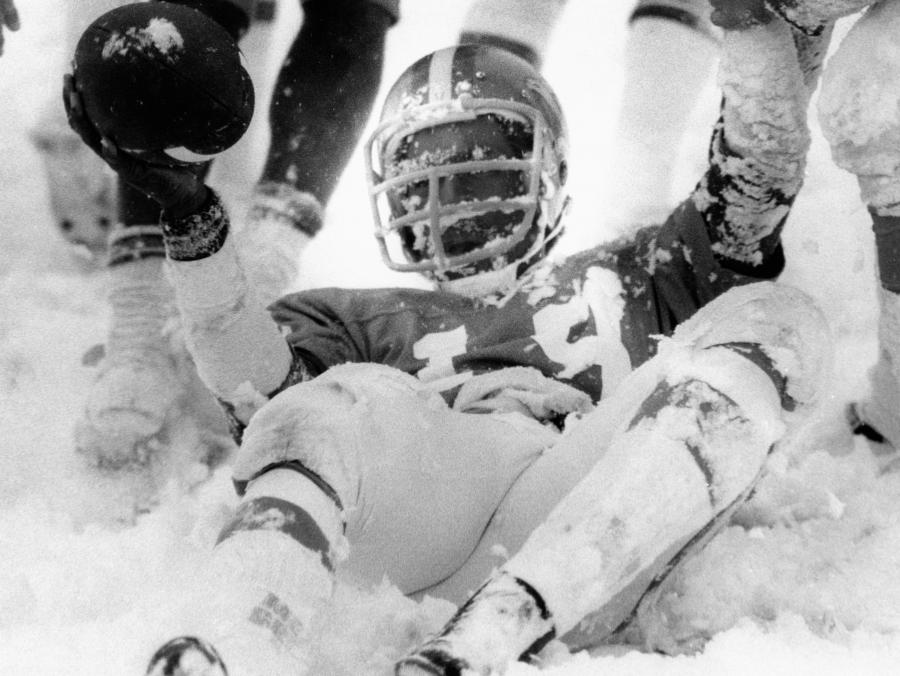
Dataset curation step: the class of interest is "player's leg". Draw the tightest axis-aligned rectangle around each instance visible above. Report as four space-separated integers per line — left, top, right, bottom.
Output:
235 0 397 304
818 0 900 447
74 185 186 469
605 0 721 227
148 362 555 674
397 281 832 674
457 0 568 69
30 0 122 258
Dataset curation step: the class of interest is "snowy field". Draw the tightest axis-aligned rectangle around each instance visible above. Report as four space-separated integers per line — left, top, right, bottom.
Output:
2 1 900 674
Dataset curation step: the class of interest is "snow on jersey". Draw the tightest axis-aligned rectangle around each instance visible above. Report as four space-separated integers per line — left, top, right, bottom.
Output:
268 199 782 407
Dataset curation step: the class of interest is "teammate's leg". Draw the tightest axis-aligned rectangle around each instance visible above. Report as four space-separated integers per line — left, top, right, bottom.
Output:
396 14 837 673
237 0 397 303
818 0 900 447
30 0 122 257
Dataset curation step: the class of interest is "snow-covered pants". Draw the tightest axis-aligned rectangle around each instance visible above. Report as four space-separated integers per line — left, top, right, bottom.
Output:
233 282 830 614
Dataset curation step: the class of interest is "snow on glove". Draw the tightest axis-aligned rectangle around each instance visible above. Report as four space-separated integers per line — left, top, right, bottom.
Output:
63 72 208 220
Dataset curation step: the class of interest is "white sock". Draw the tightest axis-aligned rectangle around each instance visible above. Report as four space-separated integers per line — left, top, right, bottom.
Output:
188 469 343 674
105 255 175 368
605 17 718 227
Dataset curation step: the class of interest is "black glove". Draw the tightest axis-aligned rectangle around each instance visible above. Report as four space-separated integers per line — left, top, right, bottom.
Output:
63 72 209 220
709 0 774 29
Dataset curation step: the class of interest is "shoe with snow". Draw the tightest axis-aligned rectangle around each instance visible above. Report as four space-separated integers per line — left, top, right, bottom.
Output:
234 181 320 304
75 255 185 470
395 573 555 676
75 357 182 470
30 115 116 259
146 636 227 676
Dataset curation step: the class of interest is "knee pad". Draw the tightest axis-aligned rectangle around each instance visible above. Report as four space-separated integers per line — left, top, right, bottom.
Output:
233 363 438 506
664 281 832 412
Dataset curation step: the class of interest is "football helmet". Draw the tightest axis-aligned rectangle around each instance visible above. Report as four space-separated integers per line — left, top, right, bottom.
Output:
365 44 569 296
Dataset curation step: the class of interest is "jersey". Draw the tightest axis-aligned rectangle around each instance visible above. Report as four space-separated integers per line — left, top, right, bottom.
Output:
268 197 784 409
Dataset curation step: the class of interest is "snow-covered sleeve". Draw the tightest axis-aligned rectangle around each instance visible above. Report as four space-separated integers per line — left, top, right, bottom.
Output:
161 189 299 428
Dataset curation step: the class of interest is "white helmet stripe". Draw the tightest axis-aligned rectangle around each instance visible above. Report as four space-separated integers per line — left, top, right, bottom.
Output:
427 45 456 103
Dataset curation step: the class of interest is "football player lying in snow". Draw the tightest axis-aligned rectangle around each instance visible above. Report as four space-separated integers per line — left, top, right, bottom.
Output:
66 4 896 672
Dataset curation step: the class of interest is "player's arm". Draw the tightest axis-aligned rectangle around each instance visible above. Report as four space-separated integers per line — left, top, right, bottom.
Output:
63 74 308 429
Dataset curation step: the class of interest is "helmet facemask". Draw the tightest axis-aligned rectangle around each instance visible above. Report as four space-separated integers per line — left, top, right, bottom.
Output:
366 94 567 297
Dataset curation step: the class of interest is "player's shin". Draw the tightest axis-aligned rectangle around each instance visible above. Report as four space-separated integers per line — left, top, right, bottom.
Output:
147 468 344 676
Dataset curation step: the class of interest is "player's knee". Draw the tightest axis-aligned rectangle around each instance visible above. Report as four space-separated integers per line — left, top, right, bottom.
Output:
232 376 361 506
231 363 429 509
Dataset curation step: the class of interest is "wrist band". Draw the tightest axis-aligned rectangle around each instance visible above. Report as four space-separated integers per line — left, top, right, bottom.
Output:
161 188 229 261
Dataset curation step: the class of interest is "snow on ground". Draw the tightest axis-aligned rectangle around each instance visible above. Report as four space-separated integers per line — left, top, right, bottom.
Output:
1 1 900 674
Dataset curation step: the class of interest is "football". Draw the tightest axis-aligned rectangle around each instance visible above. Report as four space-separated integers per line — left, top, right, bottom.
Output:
73 1 254 159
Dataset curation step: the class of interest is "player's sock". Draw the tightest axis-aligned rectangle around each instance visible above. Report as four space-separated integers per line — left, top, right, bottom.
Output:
147 468 343 676
605 5 719 228
234 181 319 303
396 572 555 676
75 227 184 469
457 0 566 70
